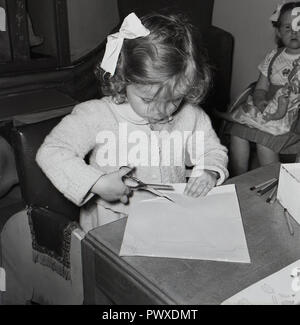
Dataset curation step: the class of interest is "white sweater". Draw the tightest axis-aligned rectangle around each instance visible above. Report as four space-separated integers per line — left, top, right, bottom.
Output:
36 97 229 231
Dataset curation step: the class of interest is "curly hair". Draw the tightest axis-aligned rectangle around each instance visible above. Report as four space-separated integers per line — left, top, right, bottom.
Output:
272 1 300 28
95 13 211 107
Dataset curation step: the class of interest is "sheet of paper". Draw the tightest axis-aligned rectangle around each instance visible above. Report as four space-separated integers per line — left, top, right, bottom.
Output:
222 260 300 305
120 184 251 263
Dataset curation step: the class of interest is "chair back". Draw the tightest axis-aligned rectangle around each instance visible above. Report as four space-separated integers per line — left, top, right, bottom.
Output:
117 0 215 33
12 117 80 221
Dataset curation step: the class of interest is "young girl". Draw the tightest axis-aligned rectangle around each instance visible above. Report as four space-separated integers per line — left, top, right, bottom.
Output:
227 2 300 176
36 12 229 232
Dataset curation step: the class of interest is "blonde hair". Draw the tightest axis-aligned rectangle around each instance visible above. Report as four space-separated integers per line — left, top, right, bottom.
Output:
95 13 211 106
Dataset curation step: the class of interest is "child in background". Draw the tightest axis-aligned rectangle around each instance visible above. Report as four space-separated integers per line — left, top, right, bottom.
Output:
36 12 228 232
227 2 300 176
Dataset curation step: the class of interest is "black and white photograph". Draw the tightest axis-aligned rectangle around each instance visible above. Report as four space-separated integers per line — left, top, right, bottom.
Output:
0 0 299 308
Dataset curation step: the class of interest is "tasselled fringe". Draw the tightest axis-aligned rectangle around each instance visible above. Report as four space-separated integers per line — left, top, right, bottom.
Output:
27 208 79 281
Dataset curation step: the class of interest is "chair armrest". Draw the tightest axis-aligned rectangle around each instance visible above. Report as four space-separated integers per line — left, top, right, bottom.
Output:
204 26 234 112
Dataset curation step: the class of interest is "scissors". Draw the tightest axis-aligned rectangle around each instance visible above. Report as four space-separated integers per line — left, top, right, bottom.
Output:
123 175 175 203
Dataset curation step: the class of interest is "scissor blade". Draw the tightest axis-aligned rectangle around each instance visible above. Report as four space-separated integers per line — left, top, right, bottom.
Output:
146 184 174 191
144 187 175 203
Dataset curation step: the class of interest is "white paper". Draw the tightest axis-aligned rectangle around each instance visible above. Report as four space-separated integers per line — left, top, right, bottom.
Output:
0 7 6 32
277 163 300 224
222 260 300 305
120 184 251 263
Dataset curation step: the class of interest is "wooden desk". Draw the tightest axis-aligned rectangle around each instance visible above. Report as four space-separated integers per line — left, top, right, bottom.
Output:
82 164 300 305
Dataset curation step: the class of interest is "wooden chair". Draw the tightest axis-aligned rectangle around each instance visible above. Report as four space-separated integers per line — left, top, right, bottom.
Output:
1 116 84 305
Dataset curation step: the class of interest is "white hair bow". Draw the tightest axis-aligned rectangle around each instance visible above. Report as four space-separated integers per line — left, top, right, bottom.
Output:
270 1 287 23
100 12 150 76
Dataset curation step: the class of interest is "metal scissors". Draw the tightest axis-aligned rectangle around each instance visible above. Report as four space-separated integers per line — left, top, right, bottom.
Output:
123 175 175 203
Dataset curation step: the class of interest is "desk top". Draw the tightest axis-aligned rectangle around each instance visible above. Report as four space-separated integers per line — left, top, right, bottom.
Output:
84 164 300 305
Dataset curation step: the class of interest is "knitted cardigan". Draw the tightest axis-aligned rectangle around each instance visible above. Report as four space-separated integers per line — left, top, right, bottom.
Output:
36 97 229 231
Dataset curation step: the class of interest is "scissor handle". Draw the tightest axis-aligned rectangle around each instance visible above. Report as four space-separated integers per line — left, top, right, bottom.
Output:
122 175 141 188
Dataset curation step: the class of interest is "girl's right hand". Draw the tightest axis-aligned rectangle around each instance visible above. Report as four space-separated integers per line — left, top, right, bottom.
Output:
91 167 133 204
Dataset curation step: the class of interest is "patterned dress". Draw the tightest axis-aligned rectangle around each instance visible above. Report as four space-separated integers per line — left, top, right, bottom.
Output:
226 48 300 154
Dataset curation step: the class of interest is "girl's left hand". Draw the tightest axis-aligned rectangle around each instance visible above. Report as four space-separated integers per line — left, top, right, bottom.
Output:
262 94 289 122
184 170 218 198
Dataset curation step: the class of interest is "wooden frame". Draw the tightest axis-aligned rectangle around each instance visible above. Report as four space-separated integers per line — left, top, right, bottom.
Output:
6 0 30 61
54 0 71 67
0 0 70 74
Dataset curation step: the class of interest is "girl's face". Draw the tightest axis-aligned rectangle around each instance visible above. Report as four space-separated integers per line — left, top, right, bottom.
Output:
278 10 300 54
126 84 183 124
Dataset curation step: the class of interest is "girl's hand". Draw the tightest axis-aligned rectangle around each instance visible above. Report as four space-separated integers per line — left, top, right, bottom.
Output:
184 170 218 198
255 99 269 113
262 111 274 122
91 167 133 204
263 94 289 122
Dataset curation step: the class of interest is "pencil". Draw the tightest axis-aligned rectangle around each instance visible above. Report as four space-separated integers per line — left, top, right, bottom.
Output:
269 186 278 204
266 185 278 204
284 209 294 236
250 178 277 191
257 179 278 196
